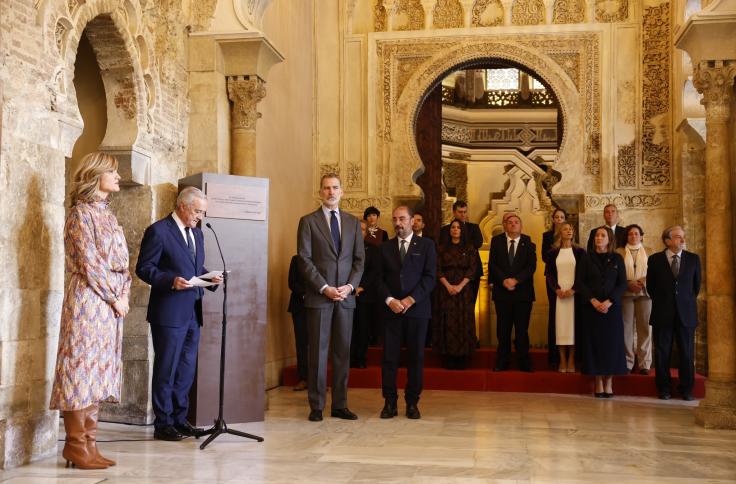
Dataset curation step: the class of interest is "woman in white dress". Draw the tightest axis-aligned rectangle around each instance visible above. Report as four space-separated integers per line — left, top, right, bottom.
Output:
545 223 587 372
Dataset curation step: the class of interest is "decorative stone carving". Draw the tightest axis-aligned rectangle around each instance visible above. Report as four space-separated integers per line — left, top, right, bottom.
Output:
585 194 663 208
190 0 218 31
340 196 393 212
447 151 472 160
641 2 672 188
434 0 464 28
227 76 266 130
511 0 545 26
395 0 425 31
442 122 472 144
595 0 628 23
547 52 581 89
346 162 363 189
375 0 387 31
616 141 636 188
442 120 558 149
397 56 432 99
472 0 504 26
692 61 736 123
443 161 469 202
552 0 584 24
320 163 341 179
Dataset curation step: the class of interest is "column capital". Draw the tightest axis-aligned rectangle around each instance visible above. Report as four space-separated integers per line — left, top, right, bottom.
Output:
227 76 267 130
692 60 736 123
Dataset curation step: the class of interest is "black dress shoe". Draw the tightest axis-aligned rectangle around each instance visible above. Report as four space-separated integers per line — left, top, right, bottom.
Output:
175 421 206 438
682 393 695 401
406 404 421 419
308 410 323 421
493 364 509 372
331 408 358 420
380 401 398 419
594 392 605 398
604 392 614 398
154 426 185 441
658 393 672 400
519 365 533 373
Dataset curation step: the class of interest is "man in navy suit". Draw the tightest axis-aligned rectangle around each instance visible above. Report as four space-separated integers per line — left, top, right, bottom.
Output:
377 206 436 419
587 204 627 251
489 212 537 372
647 225 701 401
136 187 222 441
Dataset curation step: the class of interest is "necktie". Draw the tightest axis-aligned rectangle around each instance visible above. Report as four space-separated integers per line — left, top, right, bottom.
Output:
330 210 341 253
400 239 407 263
185 227 196 263
508 239 516 266
671 254 679 278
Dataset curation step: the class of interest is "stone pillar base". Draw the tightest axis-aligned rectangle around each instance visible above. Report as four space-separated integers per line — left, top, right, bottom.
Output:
695 380 736 429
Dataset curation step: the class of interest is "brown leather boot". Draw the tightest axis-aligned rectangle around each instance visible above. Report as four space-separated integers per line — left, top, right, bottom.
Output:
62 410 108 469
84 403 116 466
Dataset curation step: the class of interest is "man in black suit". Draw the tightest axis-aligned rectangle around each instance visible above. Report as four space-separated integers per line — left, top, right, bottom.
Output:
440 201 484 303
351 220 380 368
587 204 627 251
489 212 537 372
647 225 701 401
287 255 308 390
377 206 436 419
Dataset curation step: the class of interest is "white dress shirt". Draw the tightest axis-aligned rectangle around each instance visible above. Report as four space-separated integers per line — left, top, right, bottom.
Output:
172 211 195 252
385 232 414 306
321 205 341 235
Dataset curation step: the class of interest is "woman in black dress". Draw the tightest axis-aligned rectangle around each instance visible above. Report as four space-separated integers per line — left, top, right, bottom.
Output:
579 226 628 398
433 219 478 369
542 208 568 369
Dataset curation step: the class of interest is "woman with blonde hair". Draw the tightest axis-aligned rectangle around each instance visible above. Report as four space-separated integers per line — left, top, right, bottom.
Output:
50 151 131 469
545 222 586 372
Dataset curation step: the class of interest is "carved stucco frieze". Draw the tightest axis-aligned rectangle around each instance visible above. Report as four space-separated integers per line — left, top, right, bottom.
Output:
511 0 545 26
472 0 504 26
616 141 636 188
585 193 665 209
692 61 736 124
346 162 363 189
552 0 584 24
641 2 671 188
546 52 581 90
434 0 465 28
320 163 340 179
596 0 628 23
227 76 266 130
394 0 425 31
340 196 394 212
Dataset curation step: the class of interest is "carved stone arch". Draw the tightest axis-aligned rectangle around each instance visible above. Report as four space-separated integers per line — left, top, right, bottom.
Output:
390 40 585 199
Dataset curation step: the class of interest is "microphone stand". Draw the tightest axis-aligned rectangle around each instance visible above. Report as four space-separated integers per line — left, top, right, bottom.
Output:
200 222 263 450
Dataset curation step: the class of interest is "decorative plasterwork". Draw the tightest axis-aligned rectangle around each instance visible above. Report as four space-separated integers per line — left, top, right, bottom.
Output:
227 76 267 130
692 61 736 123
641 2 672 188
373 32 600 197
443 161 469 202
375 0 388 31
616 141 636 188
553 0 585 24
512 0 545 25
434 0 465 28
585 193 667 208
395 0 425 30
472 0 504 26
346 162 364 189
596 0 628 22
340 196 394 212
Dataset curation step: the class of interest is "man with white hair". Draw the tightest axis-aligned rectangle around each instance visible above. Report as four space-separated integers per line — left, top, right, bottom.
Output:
136 187 222 441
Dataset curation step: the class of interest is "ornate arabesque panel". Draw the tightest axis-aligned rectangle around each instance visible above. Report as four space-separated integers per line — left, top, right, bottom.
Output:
512 0 545 26
641 2 671 188
443 162 469 202
434 0 464 29
553 0 585 24
394 0 425 31
472 0 504 26
616 140 636 188
585 193 672 209
374 0 387 32
373 32 601 199
596 0 628 23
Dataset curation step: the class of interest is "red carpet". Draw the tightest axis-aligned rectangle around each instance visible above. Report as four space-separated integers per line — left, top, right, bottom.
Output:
282 347 705 398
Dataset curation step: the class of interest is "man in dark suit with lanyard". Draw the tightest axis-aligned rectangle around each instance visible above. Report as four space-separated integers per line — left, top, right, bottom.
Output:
587 203 627 251
136 187 222 441
647 225 701 400
377 206 436 419
489 212 537 372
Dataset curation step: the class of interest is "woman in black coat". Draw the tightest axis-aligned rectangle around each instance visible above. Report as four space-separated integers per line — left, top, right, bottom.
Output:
542 208 568 369
579 226 628 398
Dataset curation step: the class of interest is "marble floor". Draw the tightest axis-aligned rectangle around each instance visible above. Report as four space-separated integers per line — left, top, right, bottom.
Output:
4 388 736 483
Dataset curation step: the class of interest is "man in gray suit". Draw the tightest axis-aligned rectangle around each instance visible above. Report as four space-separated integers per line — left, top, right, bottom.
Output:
297 173 365 422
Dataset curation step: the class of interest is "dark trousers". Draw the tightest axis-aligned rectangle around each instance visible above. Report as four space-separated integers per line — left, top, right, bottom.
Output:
351 298 373 366
382 316 428 405
306 305 353 411
495 301 533 369
291 309 308 382
653 317 695 396
546 285 559 367
150 317 200 429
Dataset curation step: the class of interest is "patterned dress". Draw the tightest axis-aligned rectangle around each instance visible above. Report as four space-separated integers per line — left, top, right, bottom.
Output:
50 200 131 411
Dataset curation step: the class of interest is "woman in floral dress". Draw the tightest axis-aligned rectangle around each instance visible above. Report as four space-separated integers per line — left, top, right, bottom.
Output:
50 152 130 469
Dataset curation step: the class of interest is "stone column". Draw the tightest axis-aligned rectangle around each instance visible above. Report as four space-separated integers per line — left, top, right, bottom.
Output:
227 75 266 177
586 0 596 23
692 60 736 429
543 0 554 24
459 0 475 27
385 0 398 31
421 0 434 28
501 0 514 25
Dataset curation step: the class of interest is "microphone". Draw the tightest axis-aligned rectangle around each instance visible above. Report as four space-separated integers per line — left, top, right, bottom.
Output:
206 222 227 279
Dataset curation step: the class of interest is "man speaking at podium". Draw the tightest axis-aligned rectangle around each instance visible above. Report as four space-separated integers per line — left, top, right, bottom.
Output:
297 173 364 422
136 187 222 441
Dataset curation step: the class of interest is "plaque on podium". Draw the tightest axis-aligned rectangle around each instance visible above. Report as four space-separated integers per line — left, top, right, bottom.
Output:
178 173 269 425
